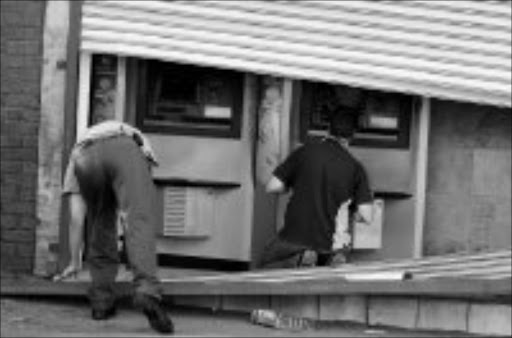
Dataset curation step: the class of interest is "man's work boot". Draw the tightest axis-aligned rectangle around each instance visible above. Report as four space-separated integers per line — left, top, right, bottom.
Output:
133 293 174 333
88 289 117 321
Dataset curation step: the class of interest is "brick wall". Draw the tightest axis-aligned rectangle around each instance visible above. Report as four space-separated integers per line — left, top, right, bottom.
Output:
1 0 45 273
424 100 511 255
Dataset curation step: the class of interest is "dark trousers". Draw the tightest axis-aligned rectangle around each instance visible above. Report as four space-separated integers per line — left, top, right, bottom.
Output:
74 135 161 310
258 237 334 269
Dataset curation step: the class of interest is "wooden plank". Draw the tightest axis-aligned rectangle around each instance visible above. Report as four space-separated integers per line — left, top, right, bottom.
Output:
209 249 511 280
161 277 512 296
162 250 511 283
480 272 512 280
52 258 511 285
245 260 511 283
2 275 510 298
173 277 506 296
415 265 512 279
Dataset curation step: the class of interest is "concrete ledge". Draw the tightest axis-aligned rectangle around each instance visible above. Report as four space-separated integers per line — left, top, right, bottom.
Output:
270 295 319 320
417 298 469 332
318 295 367 323
468 303 511 336
3 274 510 297
221 295 270 313
368 296 419 329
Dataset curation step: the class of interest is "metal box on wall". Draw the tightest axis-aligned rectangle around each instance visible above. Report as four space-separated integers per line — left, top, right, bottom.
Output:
353 199 384 249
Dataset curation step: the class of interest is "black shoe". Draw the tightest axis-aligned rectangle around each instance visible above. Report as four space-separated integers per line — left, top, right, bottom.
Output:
133 294 174 333
91 305 117 320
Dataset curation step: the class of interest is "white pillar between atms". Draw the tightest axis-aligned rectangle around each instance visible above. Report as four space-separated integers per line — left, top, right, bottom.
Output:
413 96 431 259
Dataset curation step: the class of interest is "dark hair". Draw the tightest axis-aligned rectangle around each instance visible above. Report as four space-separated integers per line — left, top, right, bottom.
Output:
329 106 358 139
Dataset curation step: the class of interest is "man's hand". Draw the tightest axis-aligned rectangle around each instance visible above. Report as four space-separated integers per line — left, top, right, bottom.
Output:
356 202 374 225
265 175 286 194
52 262 81 282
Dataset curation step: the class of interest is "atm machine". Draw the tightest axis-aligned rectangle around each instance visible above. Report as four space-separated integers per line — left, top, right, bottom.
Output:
123 59 260 270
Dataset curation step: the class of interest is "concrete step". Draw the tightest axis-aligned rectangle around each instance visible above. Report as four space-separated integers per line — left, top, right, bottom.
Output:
175 294 511 336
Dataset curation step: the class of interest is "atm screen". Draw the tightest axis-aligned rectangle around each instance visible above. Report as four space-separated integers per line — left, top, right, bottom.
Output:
300 82 412 148
361 92 400 130
136 60 244 139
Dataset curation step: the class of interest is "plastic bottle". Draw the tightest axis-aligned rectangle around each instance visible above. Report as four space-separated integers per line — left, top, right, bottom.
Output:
250 309 313 331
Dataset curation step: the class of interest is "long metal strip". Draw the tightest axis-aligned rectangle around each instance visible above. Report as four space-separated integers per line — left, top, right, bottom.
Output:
162 250 512 282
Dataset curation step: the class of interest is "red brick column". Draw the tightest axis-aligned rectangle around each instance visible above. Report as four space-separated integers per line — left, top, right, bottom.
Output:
0 0 45 273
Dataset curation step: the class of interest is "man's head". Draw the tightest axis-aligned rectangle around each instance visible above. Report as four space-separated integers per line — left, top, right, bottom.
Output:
328 106 358 140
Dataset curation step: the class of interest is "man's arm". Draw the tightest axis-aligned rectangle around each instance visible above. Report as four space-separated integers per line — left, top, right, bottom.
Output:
265 146 305 194
355 202 374 225
68 193 86 267
121 123 159 166
53 193 86 281
265 175 286 194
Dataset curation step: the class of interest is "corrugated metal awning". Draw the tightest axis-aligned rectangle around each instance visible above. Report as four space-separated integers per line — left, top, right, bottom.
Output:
80 0 512 107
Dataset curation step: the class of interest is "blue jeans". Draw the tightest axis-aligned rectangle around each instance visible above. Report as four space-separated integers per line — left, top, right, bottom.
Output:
74 135 161 310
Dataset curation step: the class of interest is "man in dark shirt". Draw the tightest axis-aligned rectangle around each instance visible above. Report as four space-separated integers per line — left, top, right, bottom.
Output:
261 109 374 268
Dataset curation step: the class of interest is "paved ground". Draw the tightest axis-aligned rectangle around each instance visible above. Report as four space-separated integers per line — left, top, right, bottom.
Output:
0 296 478 337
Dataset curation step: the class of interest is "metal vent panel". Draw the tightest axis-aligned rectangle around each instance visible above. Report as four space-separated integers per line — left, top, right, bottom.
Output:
162 186 187 236
162 186 213 238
